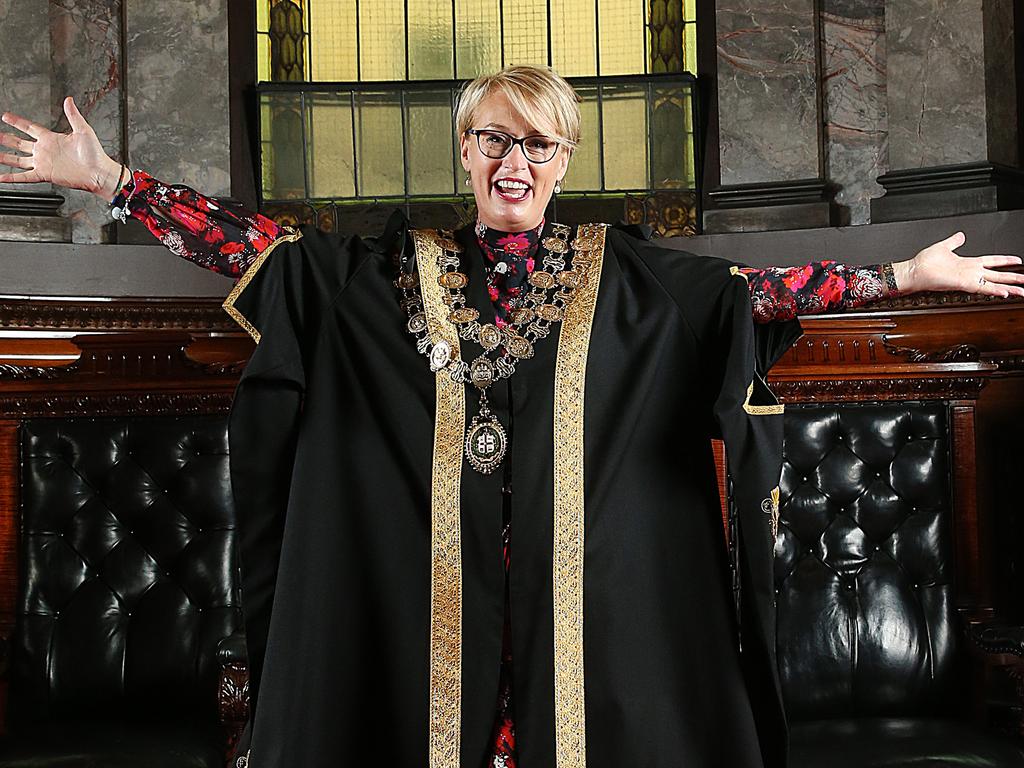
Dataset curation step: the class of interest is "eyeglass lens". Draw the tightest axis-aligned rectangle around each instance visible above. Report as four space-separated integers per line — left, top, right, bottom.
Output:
476 130 558 162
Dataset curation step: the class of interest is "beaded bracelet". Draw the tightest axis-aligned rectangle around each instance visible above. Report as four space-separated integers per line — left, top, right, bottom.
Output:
881 262 899 294
110 164 136 224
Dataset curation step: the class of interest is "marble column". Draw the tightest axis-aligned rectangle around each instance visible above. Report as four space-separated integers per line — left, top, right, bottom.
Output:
125 0 231 199
0 0 70 242
707 0 832 232
51 0 124 244
873 0 1022 222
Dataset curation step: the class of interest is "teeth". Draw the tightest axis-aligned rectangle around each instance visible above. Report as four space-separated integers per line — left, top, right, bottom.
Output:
496 180 529 191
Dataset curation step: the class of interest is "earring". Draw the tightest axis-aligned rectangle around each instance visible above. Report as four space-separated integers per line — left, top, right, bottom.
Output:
465 175 472 187
554 179 563 194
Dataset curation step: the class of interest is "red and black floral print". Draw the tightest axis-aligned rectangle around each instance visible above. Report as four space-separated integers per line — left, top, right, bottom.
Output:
110 169 284 278
475 219 544 327
739 261 891 323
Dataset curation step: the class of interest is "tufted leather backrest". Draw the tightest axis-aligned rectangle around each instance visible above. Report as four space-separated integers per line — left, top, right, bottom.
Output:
13 417 241 722
775 403 959 721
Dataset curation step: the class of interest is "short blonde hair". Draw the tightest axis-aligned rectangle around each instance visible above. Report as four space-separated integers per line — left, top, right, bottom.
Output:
455 65 581 149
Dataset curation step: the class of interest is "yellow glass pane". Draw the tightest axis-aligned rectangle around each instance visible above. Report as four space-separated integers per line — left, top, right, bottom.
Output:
406 91 455 195
551 0 595 77
601 85 648 190
257 0 269 32
354 92 405 197
684 22 696 74
503 0 548 66
598 0 644 76
260 92 307 199
683 0 695 22
562 87 600 191
650 87 689 188
409 0 454 79
455 0 500 78
310 0 357 81
359 0 405 80
307 94 356 198
257 32 270 82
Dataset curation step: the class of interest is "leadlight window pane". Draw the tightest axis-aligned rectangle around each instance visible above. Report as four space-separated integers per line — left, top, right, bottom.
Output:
684 22 697 75
308 93 356 198
310 0 357 81
551 0 597 77
601 84 648 190
261 92 306 199
409 0 456 80
598 0 645 76
562 87 601 192
257 33 271 83
455 0 501 78
355 92 405 197
502 0 548 67
650 85 691 189
406 91 457 195
359 0 405 81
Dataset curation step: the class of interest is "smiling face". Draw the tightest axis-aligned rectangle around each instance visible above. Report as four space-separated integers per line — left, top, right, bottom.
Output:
459 91 571 232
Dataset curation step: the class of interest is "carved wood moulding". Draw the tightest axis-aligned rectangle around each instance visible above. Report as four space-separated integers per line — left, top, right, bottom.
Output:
771 376 989 403
0 297 235 332
0 391 234 419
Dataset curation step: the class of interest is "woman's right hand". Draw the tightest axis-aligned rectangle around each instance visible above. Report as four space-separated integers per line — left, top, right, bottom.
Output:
0 95 125 200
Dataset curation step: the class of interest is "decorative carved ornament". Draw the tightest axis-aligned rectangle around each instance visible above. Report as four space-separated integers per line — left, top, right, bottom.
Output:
0 392 234 419
0 298 235 332
770 377 988 403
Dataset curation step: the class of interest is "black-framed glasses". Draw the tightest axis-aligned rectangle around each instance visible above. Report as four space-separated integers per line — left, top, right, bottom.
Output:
465 129 563 163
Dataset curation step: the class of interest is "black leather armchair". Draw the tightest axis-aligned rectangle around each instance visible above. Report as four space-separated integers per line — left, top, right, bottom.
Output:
776 403 1024 767
0 416 244 767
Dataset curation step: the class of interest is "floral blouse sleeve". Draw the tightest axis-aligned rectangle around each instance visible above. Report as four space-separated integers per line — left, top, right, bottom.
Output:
109 169 280 279
738 262 898 323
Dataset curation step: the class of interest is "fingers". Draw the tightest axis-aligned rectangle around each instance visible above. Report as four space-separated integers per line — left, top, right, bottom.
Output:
978 254 1023 268
0 169 41 184
0 111 44 139
63 96 90 133
0 131 32 153
0 151 33 169
942 230 966 250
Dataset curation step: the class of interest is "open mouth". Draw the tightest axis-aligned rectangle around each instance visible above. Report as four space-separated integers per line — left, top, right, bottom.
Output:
493 178 532 203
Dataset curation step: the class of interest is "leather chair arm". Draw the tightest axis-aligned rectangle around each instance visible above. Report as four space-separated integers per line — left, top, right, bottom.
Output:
966 619 1024 738
217 630 249 667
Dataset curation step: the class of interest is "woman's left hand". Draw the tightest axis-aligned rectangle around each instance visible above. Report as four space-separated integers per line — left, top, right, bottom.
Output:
893 231 1024 298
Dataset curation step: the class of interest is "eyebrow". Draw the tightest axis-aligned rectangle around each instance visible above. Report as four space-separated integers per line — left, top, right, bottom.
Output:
483 121 547 136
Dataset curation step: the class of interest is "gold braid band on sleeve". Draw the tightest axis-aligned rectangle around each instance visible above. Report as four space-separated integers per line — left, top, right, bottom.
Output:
222 227 304 344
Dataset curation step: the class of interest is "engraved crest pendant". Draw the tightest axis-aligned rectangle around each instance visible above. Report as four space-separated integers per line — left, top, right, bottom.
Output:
464 393 507 474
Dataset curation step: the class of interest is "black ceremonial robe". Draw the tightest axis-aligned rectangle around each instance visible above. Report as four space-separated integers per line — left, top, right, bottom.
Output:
223 216 802 768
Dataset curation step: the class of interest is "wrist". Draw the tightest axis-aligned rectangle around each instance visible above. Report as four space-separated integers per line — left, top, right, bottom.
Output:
890 259 915 294
92 156 127 201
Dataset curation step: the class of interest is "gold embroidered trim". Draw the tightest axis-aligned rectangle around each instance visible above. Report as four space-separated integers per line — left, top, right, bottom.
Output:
742 378 785 415
729 265 749 282
552 223 606 768
412 229 464 768
222 227 304 344
761 485 781 539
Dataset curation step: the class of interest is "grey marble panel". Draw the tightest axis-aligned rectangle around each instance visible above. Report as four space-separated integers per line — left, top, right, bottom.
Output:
126 0 231 198
983 0 1017 166
716 0 821 185
50 0 124 244
821 2 888 225
886 0 989 169
0 0 52 196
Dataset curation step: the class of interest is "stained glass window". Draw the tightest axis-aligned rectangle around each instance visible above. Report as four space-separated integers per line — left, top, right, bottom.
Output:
255 0 698 211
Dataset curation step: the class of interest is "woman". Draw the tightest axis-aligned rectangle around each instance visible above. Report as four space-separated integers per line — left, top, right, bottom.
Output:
2 67 1021 768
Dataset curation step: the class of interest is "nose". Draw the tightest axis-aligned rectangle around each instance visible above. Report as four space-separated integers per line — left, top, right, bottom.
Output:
501 143 529 171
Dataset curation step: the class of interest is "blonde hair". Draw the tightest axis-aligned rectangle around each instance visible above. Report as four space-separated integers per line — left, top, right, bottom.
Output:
454 65 581 149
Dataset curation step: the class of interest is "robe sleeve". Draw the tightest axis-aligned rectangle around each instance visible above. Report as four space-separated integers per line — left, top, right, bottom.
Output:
221 220 399 764
705 267 802 768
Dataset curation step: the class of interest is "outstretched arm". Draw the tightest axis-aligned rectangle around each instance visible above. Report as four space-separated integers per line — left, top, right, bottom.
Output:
741 232 1024 323
0 96 281 278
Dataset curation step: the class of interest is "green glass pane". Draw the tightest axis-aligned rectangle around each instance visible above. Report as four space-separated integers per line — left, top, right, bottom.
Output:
269 0 307 81
310 0 357 81
360 0 406 80
601 84 647 190
684 21 696 74
455 0 500 78
683 0 695 22
650 85 689 189
597 0 643 76
307 93 356 198
503 0 548 66
409 0 454 79
551 0 596 77
406 91 455 195
257 0 269 32
355 92 405 197
260 92 306 199
257 32 270 83
562 87 600 191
